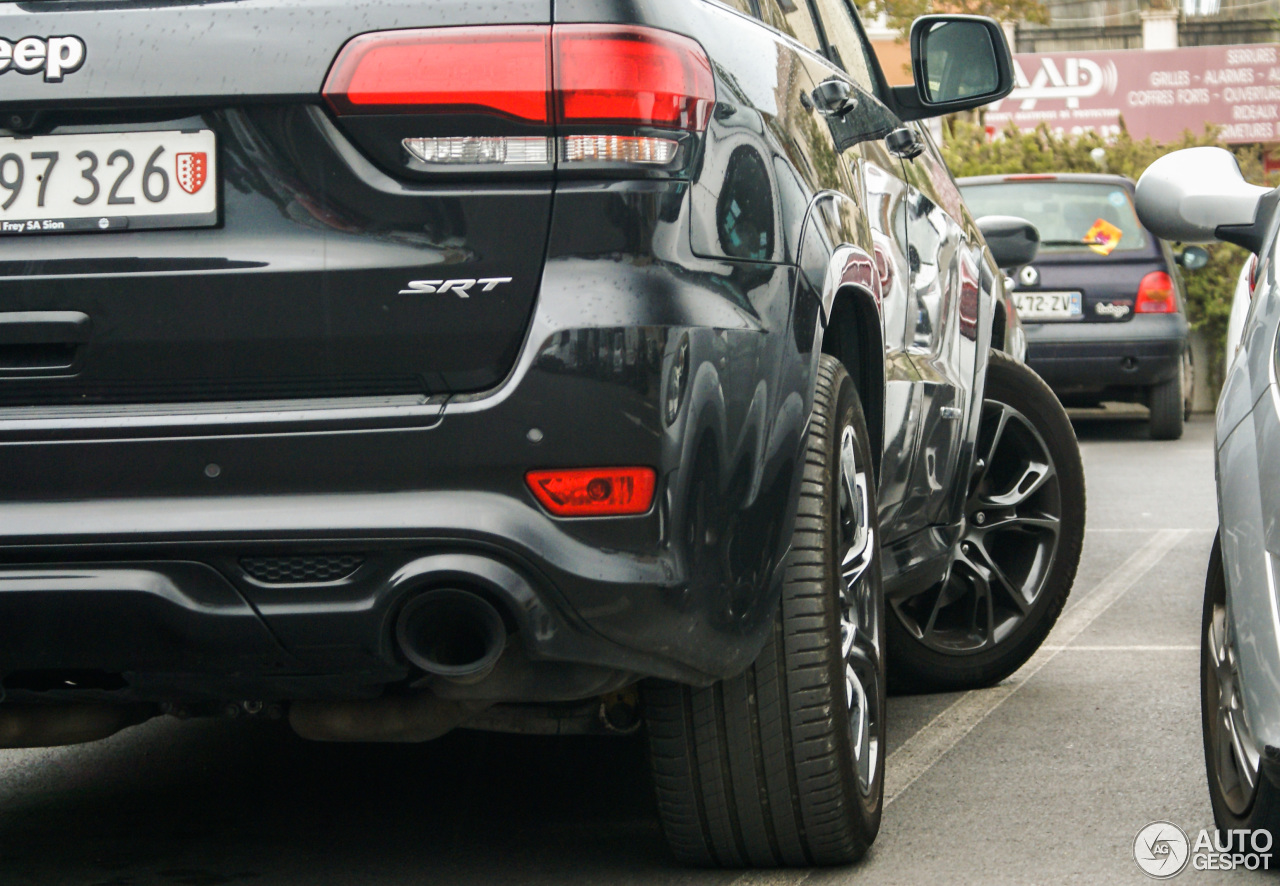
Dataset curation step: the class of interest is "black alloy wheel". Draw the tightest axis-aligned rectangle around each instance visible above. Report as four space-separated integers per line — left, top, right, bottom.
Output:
886 350 1085 691
644 355 885 866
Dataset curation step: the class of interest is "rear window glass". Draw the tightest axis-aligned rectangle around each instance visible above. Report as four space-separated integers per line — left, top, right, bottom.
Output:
959 181 1151 255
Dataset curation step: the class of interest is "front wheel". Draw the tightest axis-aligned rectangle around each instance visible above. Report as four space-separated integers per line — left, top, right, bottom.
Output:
886 350 1085 691
1202 534 1280 841
644 354 884 867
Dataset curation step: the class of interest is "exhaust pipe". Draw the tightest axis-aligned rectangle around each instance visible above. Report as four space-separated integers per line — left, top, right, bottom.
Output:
395 588 507 683
0 703 152 749
289 692 486 743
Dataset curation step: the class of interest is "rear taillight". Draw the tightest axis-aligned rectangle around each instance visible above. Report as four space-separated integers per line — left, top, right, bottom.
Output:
322 25 713 175
322 27 552 121
1248 254 1259 298
525 467 657 517
1136 271 1177 314
553 25 713 131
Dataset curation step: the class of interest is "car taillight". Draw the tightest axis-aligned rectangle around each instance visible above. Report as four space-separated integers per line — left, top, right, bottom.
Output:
553 25 714 131
322 25 713 174
1136 271 1177 313
1248 254 1259 298
322 27 552 121
525 467 657 517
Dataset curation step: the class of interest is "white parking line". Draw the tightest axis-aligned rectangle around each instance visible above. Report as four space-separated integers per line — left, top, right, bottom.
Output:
1087 527 1214 533
1041 645 1198 651
883 528 1190 807
726 871 811 886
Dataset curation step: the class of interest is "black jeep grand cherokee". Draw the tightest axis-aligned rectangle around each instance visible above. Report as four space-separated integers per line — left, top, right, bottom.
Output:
0 0 1084 867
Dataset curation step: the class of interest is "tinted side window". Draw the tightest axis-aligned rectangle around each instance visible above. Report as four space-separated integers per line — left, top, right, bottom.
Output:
762 0 825 55
809 0 877 94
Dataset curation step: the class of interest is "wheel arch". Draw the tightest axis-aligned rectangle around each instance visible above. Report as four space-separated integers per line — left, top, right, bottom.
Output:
821 285 885 484
991 299 1007 353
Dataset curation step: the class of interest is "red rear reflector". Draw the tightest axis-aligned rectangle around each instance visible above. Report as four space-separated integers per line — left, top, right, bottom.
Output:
526 467 657 517
1136 270 1176 313
323 27 551 122
554 25 714 130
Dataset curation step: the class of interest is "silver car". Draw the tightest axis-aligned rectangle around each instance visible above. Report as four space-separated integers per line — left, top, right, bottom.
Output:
1135 147 1280 836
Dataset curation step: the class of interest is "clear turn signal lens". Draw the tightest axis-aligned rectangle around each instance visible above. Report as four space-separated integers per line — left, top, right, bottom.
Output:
403 136 552 166
560 135 680 166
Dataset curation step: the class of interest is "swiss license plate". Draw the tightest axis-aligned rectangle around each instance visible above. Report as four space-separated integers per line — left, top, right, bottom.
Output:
1013 291 1083 321
0 129 216 235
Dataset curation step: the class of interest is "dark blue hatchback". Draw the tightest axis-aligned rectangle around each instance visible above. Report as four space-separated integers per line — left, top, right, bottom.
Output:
959 172 1196 439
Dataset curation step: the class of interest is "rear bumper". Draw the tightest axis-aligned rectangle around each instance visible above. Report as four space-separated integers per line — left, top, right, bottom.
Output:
1023 314 1188 394
0 549 675 704
0 245 810 703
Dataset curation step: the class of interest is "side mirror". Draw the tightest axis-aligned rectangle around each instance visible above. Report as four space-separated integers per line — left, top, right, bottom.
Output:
1177 246 1210 270
977 215 1040 269
891 16 1014 122
1135 147 1276 254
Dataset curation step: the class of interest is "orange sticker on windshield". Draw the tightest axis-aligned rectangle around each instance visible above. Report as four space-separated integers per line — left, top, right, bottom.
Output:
1084 218 1123 256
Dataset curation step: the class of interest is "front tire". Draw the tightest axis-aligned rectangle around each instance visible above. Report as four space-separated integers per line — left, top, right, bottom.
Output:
886 350 1085 691
644 355 884 867
1202 534 1280 841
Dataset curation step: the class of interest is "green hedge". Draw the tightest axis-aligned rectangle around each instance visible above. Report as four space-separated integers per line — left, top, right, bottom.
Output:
943 120 1269 388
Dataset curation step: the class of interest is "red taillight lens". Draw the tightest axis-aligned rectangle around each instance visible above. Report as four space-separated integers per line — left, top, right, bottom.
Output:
553 25 714 130
322 27 552 122
1248 254 1259 298
1136 271 1177 313
322 24 714 133
526 467 657 517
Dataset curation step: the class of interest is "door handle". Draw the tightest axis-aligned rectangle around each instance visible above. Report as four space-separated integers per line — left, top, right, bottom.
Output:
885 126 924 160
0 311 90 345
0 311 90 372
812 79 858 117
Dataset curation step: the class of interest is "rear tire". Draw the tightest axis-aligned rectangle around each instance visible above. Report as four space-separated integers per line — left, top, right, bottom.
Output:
1183 347 1195 422
1149 372 1185 440
644 355 884 867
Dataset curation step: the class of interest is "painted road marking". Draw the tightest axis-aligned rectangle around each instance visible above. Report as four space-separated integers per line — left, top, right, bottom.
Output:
883 529 1190 807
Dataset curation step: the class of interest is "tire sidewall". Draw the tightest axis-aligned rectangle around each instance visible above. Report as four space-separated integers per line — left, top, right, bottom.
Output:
822 364 887 829
1202 534 1267 831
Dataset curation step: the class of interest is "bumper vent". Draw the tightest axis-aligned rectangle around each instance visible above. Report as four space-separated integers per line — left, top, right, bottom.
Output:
240 554 365 585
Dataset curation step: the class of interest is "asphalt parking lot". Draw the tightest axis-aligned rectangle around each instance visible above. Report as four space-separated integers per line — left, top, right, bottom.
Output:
0 415 1259 885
